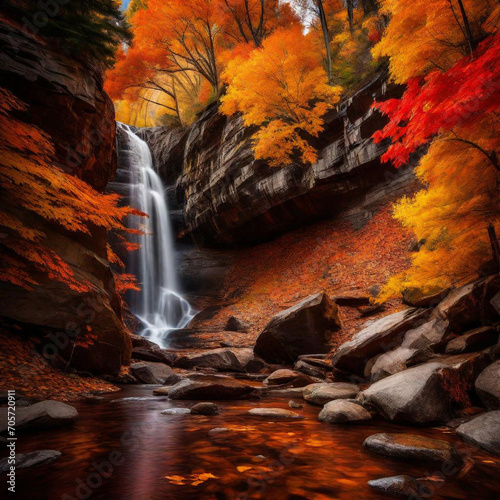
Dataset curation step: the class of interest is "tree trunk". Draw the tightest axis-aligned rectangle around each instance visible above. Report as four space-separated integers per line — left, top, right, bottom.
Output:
316 0 333 85
488 223 500 272
455 0 475 54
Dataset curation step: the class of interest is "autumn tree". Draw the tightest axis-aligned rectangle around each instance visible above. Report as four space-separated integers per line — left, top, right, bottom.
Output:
221 26 342 166
372 5 500 298
0 87 143 292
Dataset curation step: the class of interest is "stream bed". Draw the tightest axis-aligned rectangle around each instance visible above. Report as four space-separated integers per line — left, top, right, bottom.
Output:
15 385 500 499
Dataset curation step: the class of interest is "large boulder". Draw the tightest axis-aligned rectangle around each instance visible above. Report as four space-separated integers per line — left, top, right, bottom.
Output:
168 376 256 400
254 293 341 364
332 308 429 376
263 369 315 388
445 327 498 355
475 360 500 409
363 433 462 464
456 411 500 455
129 362 181 385
318 400 371 424
359 353 491 424
369 346 432 382
304 383 360 406
130 334 177 365
401 317 450 350
173 348 244 372
0 401 77 434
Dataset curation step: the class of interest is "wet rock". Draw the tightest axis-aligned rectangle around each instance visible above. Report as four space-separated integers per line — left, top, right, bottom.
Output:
445 327 498 355
168 376 256 400
318 400 372 424
332 308 429 376
248 408 303 419
131 341 177 365
368 475 428 498
173 348 244 372
0 450 61 473
363 433 462 465
456 411 500 456
289 401 303 409
208 427 232 436
370 346 432 382
254 293 341 364
130 362 181 385
0 401 77 434
360 353 491 424
152 386 171 396
226 316 250 332
432 275 500 332
263 369 315 387
191 402 219 415
161 408 191 415
475 360 500 409
303 383 360 406
261 387 306 398
293 359 329 379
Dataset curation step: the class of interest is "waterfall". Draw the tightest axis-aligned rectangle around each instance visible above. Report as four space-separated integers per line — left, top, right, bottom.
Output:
117 123 194 347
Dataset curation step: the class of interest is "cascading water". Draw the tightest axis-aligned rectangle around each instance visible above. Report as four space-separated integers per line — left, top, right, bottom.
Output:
117 123 194 347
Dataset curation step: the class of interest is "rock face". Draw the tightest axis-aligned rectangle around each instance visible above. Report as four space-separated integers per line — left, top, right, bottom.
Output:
332 308 429 376
456 411 500 455
254 293 341 364
475 361 500 409
318 400 371 424
0 20 130 375
0 401 78 434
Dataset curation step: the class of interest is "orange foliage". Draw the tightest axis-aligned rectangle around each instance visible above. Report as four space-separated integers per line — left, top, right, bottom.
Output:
0 87 143 292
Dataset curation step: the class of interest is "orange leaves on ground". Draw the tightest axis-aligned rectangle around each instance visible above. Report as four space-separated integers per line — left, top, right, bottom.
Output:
221 26 342 166
0 87 143 292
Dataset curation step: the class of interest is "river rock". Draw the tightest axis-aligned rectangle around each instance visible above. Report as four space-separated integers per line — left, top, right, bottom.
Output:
263 369 315 387
248 408 303 419
445 327 498 355
0 450 61 473
332 308 429 376
293 359 329 379
456 411 500 455
318 400 372 424
225 316 250 332
254 293 341 364
191 402 219 415
230 348 269 373
360 353 491 424
289 400 303 409
0 401 77 434
152 386 171 396
475 360 500 409
161 408 191 415
130 362 181 385
401 317 450 350
173 348 244 372
368 475 429 498
304 383 360 406
369 346 432 382
363 433 462 465
168 376 256 400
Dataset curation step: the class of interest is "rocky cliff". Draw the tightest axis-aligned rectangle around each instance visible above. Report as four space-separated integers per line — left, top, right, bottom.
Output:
0 20 131 375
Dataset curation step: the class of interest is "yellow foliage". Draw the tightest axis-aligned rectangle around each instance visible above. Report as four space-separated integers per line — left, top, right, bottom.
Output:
221 26 342 166
378 114 500 301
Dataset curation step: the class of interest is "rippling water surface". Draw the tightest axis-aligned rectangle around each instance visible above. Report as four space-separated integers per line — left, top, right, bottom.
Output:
14 386 500 499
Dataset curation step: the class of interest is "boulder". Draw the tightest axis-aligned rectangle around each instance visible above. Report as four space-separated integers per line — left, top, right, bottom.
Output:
152 386 172 396
402 287 451 308
368 475 431 498
168 376 256 400
360 353 491 424
332 308 429 376
432 275 500 332
318 400 371 424
401 317 450 350
130 334 177 365
247 408 303 419
475 361 500 409
369 346 432 382
0 450 61 473
456 411 500 456
303 383 360 406
363 433 462 465
263 369 315 387
225 316 250 332
0 401 77 434
230 348 269 373
254 293 341 364
190 402 219 415
173 348 244 372
445 327 498 355
293 359 329 379
130 362 181 385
